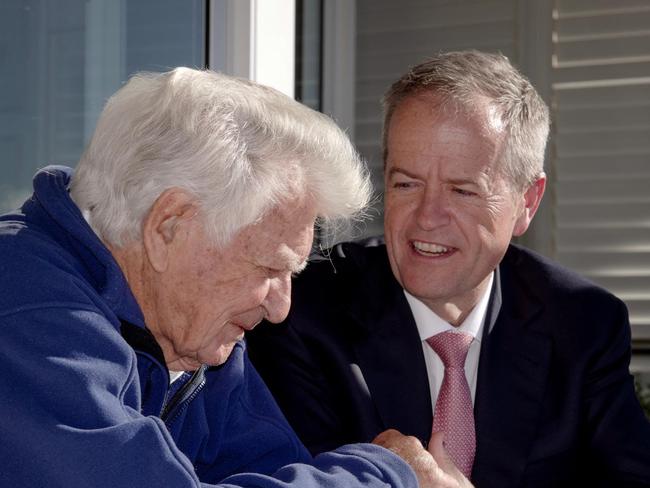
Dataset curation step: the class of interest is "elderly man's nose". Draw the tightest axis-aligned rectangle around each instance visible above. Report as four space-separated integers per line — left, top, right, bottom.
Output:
264 275 292 323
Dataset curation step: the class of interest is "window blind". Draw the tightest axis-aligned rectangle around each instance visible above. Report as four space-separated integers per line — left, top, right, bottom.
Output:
552 0 650 342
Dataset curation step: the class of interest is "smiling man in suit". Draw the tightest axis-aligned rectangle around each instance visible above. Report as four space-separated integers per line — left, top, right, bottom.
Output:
247 50 650 488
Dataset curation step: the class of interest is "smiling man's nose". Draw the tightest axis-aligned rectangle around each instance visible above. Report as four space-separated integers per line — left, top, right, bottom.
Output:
416 187 450 230
263 274 292 323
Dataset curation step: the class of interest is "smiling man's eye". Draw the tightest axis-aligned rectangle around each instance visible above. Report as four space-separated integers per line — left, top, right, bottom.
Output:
393 181 413 188
391 179 420 190
453 187 477 197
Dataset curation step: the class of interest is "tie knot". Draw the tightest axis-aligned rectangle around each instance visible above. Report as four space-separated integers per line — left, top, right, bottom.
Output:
426 331 473 368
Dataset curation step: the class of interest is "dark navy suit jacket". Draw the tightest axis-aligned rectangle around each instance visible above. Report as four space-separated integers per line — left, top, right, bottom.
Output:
248 239 650 488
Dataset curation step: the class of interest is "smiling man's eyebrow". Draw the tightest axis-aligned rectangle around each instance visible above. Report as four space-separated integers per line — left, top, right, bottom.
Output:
387 167 419 179
447 177 478 186
446 175 490 192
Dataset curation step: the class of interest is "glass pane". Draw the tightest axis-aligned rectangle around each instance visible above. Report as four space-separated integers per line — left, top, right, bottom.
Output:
0 0 205 213
295 0 322 111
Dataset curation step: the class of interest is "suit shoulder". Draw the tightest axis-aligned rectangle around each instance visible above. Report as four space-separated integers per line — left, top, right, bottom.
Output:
279 238 393 331
502 246 631 356
504 244 625 310
297 237 390 284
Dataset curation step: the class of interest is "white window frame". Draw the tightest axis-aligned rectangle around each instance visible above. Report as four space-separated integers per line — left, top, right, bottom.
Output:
209 0 295 98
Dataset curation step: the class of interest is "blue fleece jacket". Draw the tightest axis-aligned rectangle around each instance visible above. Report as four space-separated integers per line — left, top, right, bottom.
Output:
0 166 417 488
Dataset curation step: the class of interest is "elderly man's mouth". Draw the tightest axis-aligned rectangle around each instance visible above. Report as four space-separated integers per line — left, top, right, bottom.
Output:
234 320 262 332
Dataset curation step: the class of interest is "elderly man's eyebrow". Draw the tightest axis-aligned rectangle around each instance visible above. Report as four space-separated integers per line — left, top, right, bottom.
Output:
291 259 309 275
275 246 309 275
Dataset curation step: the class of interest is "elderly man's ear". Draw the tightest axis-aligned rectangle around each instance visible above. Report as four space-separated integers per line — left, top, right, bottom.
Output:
142 188 198 273
512 174 546 237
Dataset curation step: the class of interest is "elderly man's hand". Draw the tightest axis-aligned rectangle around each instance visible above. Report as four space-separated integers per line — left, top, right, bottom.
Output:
372 430 474 488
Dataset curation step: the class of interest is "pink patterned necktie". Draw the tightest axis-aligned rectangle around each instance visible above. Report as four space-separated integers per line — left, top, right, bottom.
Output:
426 331 476 478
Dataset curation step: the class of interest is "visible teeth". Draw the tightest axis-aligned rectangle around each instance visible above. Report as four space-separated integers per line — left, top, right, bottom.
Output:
413 241 449 254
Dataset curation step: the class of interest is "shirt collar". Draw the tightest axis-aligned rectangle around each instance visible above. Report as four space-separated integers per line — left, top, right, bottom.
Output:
404 272 494 343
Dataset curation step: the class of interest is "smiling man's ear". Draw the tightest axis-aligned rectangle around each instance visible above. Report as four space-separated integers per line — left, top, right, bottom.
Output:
513 174 546 237
142 188 198 273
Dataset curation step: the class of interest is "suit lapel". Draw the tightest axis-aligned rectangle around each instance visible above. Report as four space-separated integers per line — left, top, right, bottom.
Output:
346 247 433 443
472 247 553 487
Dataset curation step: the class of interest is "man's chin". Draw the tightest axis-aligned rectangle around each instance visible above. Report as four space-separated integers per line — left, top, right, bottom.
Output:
202 343 237 367
170 342 239 370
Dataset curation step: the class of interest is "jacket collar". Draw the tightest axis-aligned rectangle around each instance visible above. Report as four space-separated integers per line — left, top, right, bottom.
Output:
341 243 434 443
31 166 145 327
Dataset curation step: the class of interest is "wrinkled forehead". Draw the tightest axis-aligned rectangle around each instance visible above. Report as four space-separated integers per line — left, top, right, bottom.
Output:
405 91 506 134
388 92 507 153
261 192 317 229
385 92 512 186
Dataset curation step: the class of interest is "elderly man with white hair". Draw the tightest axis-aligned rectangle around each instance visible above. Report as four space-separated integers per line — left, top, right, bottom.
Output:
0 68 471 488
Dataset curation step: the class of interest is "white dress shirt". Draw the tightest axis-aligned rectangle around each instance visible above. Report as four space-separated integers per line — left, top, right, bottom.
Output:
404 272 493 409
169 370 185 384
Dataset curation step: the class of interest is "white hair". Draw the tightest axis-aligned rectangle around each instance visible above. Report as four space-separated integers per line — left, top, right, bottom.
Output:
382 50 550 190
70 67 371 247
